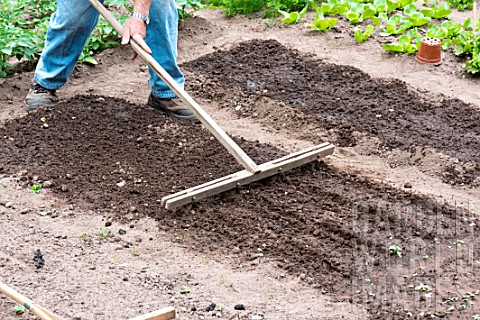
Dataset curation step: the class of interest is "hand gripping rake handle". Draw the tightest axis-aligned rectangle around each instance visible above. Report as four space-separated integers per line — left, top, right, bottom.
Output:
87 0 260 173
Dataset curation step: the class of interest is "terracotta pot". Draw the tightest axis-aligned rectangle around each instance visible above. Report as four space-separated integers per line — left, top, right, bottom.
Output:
415 37 442 65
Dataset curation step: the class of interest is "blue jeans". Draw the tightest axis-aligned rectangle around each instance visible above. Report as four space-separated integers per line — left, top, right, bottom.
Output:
34 0 184 99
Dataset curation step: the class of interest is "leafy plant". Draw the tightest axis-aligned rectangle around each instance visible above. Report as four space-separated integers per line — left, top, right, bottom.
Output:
14 305 25 315
406 12 431 27
220 0 265 17
354 25 375 42
388 244 403 257
180 286 191 294
0 183 6 189
383 28 422 53
307 11 339 31
129 246 140 256
219 275 227 285
423 0 439 7
0 0 196 76
442 21 463 38
99 227 111 240
28 184 43 194
415 283 431 292
446 0 474 11
420 3 452 19
176 0 205 19
318 0 349 16
452 29 479 56
342 2 365 24
382 14 413 35
402 4 431 27
465 51 480 74
426 24 449 39
80 233 93 245
279 3 309 24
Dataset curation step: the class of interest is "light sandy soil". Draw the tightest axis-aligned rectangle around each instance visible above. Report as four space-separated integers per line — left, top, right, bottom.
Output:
0 7 479 320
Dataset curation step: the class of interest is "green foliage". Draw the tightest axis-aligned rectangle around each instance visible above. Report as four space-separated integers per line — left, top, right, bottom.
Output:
99 227 112 240
0 0 50 77
415 283 431 292
0 0 198 76
318 0 349 16
14 305 26 315
180 286 191 294
176 0 205 19
264 0 309 17
383 14 413 35
307 11 338 31
279 3 309 23
442 20 462 37
426 24 449 39
354 25 375 42
465 52 480 74
388 244 402 257
212 0 264 17
342 2 365 24
446 0 474 11
403 4 431 27
452 30 478 55
382 28 422 53
28 184 43 194
79 12 128 65
420 3 452 19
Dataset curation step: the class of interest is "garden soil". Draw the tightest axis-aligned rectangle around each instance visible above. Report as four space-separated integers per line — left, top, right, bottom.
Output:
1 8 480 320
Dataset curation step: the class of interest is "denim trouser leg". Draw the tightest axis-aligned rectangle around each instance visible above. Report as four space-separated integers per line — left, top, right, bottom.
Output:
34 0 185 98
147 0 185 99
34 0 103 90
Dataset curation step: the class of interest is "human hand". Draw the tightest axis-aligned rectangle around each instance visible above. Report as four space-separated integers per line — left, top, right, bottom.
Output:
121 16 152 59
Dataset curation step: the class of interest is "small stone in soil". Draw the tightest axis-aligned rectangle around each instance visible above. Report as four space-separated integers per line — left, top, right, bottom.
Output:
105 220 112 227
118 229 127 235
404 182 413 188
205 303 216 312
34 249 45 269
43 180 53 188
234 304 246 310
191 306 197 312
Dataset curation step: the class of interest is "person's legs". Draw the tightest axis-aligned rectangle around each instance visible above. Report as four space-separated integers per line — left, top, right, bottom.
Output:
146 0 197 121
34 0 104 90
146 0 184 98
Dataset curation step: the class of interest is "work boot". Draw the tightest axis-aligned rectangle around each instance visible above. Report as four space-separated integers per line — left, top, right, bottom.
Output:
147 93 198 122
25 82 58 112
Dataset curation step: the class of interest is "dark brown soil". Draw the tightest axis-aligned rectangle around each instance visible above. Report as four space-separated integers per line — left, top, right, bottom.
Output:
1 95 480 319
0 95 283 213
182 39 480 185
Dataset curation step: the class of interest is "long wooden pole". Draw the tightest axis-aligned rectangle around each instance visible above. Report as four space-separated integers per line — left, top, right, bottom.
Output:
473 1 477 31
87 0 260 174
0 282 57 320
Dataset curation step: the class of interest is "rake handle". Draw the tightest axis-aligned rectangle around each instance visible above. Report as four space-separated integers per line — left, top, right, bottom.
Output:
0 282 54 320
87 0 260 173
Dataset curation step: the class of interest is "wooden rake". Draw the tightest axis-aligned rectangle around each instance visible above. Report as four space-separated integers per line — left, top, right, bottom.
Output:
88 0 335 210
0 281 176 320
